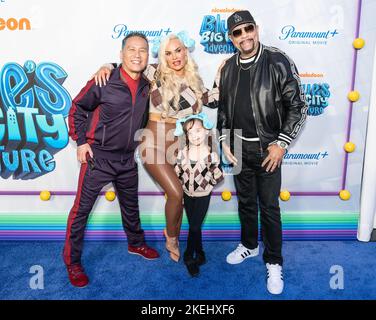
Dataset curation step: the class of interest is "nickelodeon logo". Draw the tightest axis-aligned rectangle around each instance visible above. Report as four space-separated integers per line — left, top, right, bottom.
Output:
0 17 31 31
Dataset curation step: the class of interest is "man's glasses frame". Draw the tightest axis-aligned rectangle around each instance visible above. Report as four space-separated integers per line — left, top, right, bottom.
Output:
231 24 256 38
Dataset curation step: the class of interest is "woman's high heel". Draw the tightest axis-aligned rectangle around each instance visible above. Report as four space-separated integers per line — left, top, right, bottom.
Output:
163 229 180 262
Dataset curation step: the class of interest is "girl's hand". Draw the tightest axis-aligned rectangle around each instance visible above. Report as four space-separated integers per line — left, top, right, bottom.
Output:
222 142 238 166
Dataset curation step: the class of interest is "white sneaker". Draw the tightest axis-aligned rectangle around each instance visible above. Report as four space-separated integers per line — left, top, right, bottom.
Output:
266 263 284 295
226 243 259 264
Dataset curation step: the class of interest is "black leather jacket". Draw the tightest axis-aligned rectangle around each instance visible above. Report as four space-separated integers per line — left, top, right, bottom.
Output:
217 43 308 152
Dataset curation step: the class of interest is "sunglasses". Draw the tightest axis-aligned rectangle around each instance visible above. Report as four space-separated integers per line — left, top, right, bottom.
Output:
231 24 256 38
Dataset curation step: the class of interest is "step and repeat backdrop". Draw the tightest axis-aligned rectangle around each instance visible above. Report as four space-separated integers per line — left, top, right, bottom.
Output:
0 0 375 240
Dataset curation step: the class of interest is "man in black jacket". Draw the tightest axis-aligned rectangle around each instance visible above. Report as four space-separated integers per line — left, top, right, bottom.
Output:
217 10 308 295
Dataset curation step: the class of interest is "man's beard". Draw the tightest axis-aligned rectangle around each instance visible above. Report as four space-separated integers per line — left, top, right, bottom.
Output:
240 40 258 58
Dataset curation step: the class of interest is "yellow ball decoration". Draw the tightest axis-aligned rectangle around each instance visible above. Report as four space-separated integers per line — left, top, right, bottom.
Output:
353 38 365 49
339 190 351 201
348 91 360 102
221 190 232 201
105 191 116 202
280 190 291 201
40 191 51 201
165 193 168 200
344 142 356 153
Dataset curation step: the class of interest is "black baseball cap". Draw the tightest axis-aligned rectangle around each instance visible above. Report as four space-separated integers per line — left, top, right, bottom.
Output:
227 10 256 34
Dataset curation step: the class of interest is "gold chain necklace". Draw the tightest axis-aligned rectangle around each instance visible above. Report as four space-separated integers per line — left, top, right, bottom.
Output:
238 55 254 71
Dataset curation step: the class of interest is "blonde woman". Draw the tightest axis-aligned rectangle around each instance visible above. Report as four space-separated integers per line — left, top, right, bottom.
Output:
94 32 220 262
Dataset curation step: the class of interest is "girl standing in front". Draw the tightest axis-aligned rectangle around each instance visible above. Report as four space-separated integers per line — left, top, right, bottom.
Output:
174 113 224 277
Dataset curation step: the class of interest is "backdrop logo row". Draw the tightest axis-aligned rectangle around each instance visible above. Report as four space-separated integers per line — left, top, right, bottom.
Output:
302 81 331 116
199 14 235 54
112 24 173 40
283 150 329 167
0 61 71 180
279 25 340 46
111 11 237 55
0 17 30 31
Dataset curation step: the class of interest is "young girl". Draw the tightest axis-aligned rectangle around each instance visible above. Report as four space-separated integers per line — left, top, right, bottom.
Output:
174 112 224 277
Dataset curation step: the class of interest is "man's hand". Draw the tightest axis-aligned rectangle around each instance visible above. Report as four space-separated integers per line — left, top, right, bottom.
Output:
92 65 113 87
222 142 238 166
261 144 286 172
77 143 94 164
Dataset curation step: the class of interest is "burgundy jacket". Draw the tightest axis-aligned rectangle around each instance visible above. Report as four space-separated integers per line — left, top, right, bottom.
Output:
69 67 150 160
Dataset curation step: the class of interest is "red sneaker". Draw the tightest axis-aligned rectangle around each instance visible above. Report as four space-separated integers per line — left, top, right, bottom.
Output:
128 244 160 260
66 264 89 288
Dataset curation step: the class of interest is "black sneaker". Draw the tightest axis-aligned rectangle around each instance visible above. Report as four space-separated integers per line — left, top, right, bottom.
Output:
185 261 199 277
195 251 206 266
183 253 199 277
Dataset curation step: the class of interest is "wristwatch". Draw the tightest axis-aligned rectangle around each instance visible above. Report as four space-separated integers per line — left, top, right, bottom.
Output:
275 140 288 150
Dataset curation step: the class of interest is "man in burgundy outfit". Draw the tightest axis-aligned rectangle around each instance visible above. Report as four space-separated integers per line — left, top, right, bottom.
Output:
63 32 159 288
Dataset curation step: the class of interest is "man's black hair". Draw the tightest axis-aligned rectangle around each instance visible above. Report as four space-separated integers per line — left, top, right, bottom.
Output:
122 32 149 49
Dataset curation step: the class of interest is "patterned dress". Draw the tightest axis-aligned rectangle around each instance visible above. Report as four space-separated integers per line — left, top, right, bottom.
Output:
143 64 220 118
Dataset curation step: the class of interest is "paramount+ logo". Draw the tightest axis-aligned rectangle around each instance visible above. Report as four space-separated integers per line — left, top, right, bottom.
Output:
0 17 31 31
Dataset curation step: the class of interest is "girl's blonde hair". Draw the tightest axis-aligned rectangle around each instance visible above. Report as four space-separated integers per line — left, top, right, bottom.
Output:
156 34 204 114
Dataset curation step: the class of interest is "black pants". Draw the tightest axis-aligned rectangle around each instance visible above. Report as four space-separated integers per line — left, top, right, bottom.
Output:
183 193 211 256
233 139 283 266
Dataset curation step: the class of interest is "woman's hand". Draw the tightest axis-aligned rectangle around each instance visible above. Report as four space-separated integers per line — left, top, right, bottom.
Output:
92 64 114 87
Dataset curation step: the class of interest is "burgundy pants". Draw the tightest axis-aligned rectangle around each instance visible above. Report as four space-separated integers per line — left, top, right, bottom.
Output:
63 156 145 266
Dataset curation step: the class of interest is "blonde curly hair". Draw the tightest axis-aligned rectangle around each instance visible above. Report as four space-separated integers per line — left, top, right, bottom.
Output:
156 34 205 115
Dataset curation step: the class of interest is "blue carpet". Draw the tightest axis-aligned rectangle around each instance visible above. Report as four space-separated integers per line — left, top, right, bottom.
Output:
0 241 375 300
